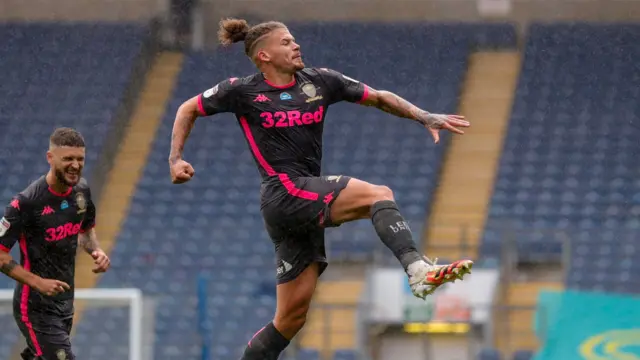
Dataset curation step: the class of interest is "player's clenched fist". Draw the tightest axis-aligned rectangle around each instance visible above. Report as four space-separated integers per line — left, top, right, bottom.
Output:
170 159 195 184
91 250 111 273
33 278 70 297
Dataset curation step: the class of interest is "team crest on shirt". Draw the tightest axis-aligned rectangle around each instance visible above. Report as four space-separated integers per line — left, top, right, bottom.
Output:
0 217 10 237
75 192 86 214
301 83 323 103
56 349 67 360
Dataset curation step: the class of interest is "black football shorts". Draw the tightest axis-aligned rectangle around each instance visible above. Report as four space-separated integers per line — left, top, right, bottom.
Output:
261 175 351 284
14 299 75 360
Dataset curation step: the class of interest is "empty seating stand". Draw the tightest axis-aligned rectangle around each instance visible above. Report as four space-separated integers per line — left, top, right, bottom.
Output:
481 24 640 270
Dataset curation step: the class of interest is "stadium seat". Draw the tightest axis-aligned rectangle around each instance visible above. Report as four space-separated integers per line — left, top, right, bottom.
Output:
477 347 502 360
296 348 321 360
512 349 534 360
333 349 360 360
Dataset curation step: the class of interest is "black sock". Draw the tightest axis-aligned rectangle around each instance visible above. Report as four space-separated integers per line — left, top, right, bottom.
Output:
240 322 290 360
371 200 423 270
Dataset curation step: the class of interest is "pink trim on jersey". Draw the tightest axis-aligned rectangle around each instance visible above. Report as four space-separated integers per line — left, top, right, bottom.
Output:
264 78 296 89
19 234 43 356
239 117 319 201
357 85 370 104
197 95 206 116
278 174 319 201
0 244 9 253
48 186 72 197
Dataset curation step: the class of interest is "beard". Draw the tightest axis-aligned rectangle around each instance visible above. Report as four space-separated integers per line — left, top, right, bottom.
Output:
54 167 81 187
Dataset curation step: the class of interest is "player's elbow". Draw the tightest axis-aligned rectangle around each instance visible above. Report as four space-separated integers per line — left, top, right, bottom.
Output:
0 251 13 266
179 96 203 118
360 88 382 107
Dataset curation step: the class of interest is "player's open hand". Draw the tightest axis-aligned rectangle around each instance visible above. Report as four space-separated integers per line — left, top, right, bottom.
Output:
34 278 70 297
422 114 470 144
91 250 110 273
170 159 195 184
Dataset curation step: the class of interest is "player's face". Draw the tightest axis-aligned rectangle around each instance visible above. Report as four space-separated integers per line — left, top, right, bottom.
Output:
47 146 85 187
260 28 304 73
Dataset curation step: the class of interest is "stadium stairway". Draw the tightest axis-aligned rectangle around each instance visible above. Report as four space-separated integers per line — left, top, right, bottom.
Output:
424 52 520 261
300 280 364 359
70 51 184 337
495 282 563 354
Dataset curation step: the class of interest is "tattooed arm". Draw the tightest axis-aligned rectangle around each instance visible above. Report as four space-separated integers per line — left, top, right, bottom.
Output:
360 89 430 124
78 228 100 255
78 228 110 273
359 88 470 143
1 251 38 285
0 252 70 295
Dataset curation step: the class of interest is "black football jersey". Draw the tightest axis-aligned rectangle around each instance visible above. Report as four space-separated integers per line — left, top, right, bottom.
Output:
0 176 96 309
197 67 368 180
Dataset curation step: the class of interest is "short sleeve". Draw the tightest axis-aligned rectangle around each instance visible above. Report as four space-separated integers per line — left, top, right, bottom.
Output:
317 68 369 104
79 189 96 233
0 196 27 252
197 78 239 116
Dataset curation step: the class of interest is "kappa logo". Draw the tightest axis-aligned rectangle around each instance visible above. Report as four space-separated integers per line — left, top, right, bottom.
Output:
41 206 55 216
254 94 270 102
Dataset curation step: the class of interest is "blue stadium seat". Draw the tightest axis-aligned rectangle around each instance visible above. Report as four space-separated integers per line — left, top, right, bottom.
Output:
333 349 360 360
296 348 321 360
477 347 502 360
512 349 534 360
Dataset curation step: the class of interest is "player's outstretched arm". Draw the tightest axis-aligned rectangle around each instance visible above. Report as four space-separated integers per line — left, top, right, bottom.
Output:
359 88 470 144
0 252 70 296
168 96 199 184
78 228 110 274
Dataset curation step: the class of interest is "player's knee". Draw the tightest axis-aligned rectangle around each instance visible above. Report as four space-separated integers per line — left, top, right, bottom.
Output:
371 185 394 203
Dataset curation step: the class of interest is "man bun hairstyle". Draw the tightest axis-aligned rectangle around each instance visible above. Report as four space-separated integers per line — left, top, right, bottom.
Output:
218 18 250 46
50 127 85 148
218 18 287 58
